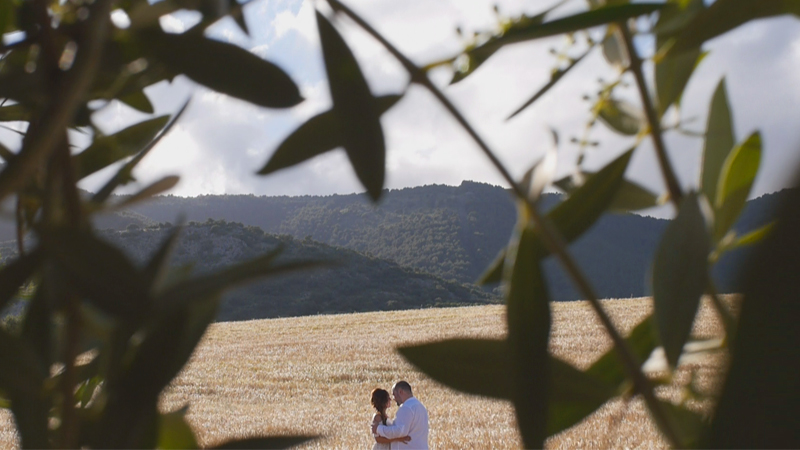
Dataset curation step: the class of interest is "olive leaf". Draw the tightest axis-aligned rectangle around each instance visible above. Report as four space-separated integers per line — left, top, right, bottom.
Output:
316 11 387 201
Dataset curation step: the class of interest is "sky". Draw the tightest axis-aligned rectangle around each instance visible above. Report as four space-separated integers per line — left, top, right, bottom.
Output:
22 1 800 215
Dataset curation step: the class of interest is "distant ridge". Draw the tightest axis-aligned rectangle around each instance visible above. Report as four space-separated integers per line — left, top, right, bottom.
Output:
0 182 782 316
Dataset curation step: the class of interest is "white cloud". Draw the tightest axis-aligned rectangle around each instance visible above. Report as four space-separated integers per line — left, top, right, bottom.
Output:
74 1 800 214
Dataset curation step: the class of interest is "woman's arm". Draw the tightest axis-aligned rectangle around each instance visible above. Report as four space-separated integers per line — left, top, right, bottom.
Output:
375 436 411 444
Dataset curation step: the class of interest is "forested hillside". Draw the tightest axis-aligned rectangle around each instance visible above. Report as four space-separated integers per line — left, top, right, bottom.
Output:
98 220 498 320
0 182 777 308
93 181 782 301
121 181 524 283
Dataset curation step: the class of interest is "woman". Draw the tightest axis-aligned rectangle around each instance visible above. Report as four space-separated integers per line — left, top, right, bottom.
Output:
370 388 411 449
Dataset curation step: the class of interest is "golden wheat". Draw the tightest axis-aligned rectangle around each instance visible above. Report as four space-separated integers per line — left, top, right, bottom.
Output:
0 296 731 449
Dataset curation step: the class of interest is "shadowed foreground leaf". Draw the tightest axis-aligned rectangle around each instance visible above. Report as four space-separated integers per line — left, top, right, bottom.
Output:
316 11 386 201
714 132 761 241
477 147 636 283
586 315 658 387
597 99 645 136
652 192 710 368
554 171 658 213
701 79 735 206
398 338 617 437
668 0 800 56
44 227 151 321
74 115 170 181
708 182 800 447
158 406 199 449
655 0 705 115
258 95 402 176
92 100 190 204
142 29 302 108
505 224 551 448
507 49 590 120
469 3 663 62
212 436 317 449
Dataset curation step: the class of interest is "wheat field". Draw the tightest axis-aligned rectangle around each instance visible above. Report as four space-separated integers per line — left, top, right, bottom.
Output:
0 297 730 449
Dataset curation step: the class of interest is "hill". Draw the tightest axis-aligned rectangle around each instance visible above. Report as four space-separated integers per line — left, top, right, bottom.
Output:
0 182 781 308
108 182 784 301
95 220 498 320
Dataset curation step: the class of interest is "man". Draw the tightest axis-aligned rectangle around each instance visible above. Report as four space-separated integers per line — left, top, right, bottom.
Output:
373 381 429 449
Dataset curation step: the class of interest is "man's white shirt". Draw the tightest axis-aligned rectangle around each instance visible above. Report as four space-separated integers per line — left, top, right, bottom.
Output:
377 397 429 449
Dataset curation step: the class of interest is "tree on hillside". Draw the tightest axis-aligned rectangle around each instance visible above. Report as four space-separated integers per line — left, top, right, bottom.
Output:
0 0 798 448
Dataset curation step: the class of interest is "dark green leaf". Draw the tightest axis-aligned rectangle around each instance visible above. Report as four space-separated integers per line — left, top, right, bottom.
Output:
485 148 636 280
92 100 190 204
602 26 627 69
554 171 659 213
158 406 199 449
141 29 302 108
43 227 151 321
0 103 29 122
212 436 317 449
660 400 707 448
142 224 184 294
119 90 155 114
74 116 170 180
652 192 710 368
0 0 13 35
0 249 41 313
709 183 800 447
477 248 506 285
546 357 617 436
655 0 705 115
258 95 402 176
98 296 217 448
656 49 703 115
0 329 45 397
21 282 53 368
700 79 735 205
714 132 761 241
0 141 15 162
507 49 590 120
668 0 800 56
586 315 658 387
597 98 645 136
10 391 50 449
76 376 102 408
730 222 774 250
0 327 49 448
450 3 561 84
398 339 513 399
469 3 663 62
504 224 551 448
229 0 250 36
545 147 636 245
398 339 616 437
316 11 386 201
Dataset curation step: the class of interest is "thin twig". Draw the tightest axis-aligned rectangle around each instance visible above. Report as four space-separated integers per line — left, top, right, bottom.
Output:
324 0 679 445
618 23 683 206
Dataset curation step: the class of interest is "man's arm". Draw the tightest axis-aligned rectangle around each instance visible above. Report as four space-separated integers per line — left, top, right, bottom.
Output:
377 405 412 439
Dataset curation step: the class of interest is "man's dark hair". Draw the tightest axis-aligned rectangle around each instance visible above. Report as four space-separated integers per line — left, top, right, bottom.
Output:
395 381 413 396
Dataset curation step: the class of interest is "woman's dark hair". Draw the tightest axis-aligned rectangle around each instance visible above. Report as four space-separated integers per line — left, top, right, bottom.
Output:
370 388 390 425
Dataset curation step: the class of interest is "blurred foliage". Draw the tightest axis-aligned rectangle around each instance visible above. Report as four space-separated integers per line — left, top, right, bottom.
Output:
0 0 797 448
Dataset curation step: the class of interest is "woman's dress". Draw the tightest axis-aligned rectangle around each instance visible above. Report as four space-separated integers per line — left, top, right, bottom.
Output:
372 417 392 450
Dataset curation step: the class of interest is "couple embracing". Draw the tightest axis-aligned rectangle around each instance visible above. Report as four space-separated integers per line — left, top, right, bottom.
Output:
370 381 429 449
